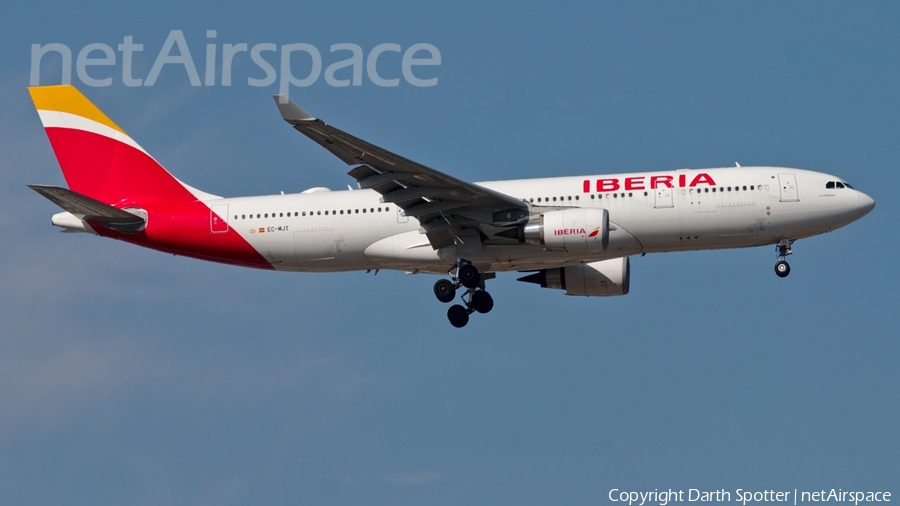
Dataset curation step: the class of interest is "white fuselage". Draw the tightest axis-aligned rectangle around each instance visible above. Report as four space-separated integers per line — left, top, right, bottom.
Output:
212 166 873 275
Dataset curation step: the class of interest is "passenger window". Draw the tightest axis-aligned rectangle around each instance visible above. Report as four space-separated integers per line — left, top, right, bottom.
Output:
552 197 557 202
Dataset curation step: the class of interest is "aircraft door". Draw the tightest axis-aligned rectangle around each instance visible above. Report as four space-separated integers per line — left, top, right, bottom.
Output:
778 174 799 202
654 186 674 208
211 204 229 233
397 205 409 223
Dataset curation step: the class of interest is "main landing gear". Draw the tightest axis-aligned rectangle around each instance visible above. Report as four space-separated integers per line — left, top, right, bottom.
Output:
774 239 793 278
433 261 494 328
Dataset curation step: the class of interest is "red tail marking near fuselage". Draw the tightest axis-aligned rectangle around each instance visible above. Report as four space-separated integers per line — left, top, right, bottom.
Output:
30 85 274 270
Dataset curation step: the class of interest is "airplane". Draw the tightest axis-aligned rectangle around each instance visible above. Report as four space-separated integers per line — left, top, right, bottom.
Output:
28 85 875 328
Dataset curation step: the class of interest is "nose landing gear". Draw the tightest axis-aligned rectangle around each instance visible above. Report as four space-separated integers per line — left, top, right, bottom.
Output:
774 239 793 278
433 261 493 328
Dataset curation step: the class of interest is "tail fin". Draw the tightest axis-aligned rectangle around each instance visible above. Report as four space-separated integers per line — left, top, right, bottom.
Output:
29 85 217 205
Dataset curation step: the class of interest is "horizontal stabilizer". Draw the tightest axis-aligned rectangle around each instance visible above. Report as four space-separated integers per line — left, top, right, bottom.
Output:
28 184 146 233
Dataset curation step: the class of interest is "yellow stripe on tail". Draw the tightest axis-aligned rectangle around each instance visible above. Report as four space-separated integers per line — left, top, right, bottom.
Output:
28 84 127 136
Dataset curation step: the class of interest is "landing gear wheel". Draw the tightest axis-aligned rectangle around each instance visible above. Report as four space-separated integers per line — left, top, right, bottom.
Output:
447 304 470 328
458 264 481 289
774 239 793 278
775 260 791 278
433 278 456 303
471 290 494 314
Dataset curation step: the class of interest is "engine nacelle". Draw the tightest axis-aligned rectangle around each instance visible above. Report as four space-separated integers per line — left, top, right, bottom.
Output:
517 257 630 297
521 208 609 252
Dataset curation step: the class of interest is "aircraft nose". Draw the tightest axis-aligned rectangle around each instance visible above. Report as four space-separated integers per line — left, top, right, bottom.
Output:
857 191 875 217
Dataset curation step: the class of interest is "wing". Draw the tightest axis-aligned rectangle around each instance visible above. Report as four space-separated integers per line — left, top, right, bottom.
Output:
273 96 529 249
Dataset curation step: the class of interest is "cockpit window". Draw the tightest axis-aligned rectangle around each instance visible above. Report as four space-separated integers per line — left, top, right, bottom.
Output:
843 182 854 189
826 181 835 189
836 182 845 189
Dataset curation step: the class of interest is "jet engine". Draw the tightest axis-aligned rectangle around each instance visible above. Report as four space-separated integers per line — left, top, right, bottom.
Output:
517 257 630 296
500 208 609 252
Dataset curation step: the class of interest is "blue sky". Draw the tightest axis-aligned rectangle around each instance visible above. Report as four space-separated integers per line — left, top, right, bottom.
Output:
1 2 897 504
